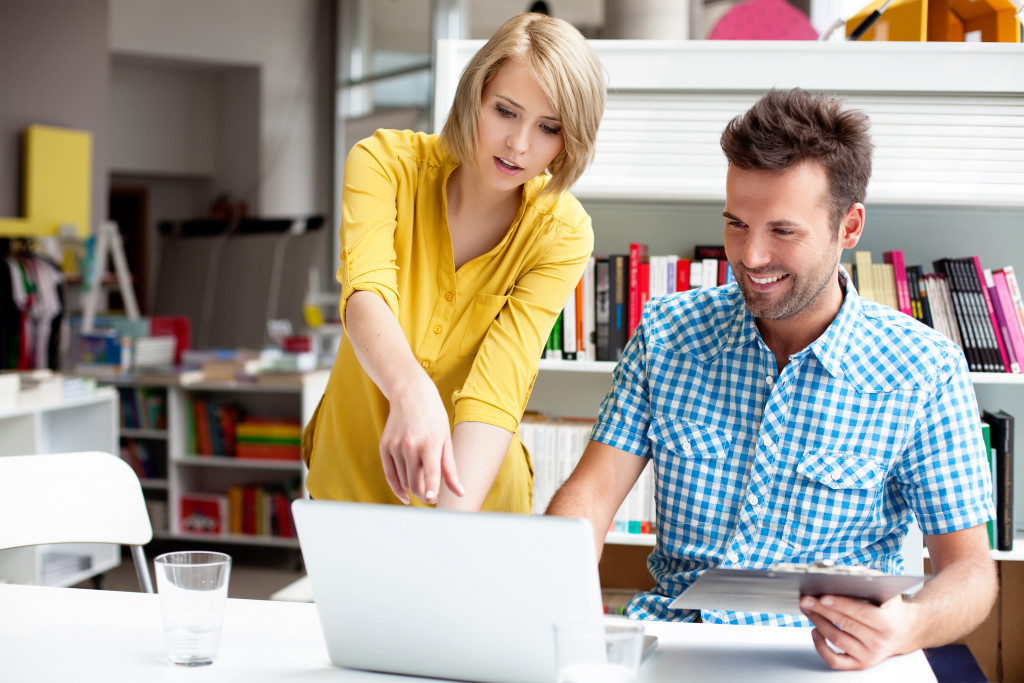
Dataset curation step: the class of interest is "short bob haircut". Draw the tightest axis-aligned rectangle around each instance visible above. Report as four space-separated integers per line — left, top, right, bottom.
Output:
441 12 606 196
720 88 873 233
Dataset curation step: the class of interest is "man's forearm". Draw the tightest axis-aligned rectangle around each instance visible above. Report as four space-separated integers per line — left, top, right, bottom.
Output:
903 553 997 651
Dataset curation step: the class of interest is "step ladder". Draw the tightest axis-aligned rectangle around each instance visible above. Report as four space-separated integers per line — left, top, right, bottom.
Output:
81 219 140 332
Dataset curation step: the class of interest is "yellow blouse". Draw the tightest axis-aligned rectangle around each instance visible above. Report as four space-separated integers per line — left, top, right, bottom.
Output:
303 129 594 512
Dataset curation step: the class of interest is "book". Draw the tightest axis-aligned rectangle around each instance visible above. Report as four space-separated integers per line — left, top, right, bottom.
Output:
675 258 691 292
594 258 611 361
958 257 1008 373
934 259 985 372
609 254 629 359
981 421 995 548
988 269 1023 373
561 278 577 361
999 266 1024 353
628 242 649 336
581 258 596 362
981 409 1015 551
179 492 227 535
968 256 1012 373
853 251 876 302
882 250 913 316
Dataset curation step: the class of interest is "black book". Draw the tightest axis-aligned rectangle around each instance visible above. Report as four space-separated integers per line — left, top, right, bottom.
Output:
906 265 933 329
954 258 1002 372
981 409 1015 552
933 258 983 372
608 254 629 361
594 258 612 362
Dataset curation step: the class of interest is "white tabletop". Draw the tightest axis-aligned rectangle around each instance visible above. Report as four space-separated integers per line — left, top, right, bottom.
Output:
0 584 936 682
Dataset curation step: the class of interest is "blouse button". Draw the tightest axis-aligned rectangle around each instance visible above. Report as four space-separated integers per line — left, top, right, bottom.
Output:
433 325 442 334
421 360 430 369
444 291 454 301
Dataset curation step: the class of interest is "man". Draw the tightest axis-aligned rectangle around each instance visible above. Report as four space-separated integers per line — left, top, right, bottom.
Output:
546 88 997 671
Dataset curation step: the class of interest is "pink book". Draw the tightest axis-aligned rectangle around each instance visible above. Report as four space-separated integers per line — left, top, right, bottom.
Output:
882 250 913 316
1001 266 1024 339
628 243 649 335
993 269 1024 374
987 268 1019 374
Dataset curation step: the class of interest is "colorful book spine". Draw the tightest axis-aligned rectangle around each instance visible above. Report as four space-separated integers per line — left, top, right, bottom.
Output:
967 256 1011 373
594 258 611 361
882 250 913 316
628 243 649 336
981 409 1015 552
989 269 1023 373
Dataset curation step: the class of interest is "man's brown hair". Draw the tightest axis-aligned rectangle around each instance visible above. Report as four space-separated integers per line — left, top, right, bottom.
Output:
720 88 873 231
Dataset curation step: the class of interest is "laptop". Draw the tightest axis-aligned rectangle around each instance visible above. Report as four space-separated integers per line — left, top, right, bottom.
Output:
291 499 606 683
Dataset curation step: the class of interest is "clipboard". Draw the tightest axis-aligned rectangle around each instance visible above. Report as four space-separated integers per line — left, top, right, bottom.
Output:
669 566 927 615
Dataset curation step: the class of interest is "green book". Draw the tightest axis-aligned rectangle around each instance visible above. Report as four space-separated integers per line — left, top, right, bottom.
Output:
981 421 995 549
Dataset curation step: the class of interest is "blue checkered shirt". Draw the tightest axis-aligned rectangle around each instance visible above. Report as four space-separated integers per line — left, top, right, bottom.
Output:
591 270 995 626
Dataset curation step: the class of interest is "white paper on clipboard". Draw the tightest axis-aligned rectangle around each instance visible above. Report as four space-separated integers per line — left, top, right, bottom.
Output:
669 567 927 615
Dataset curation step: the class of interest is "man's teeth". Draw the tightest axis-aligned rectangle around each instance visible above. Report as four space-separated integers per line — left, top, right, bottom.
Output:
751 275 784 284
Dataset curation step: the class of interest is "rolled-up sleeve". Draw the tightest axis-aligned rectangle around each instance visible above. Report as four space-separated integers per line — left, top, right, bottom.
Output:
452 213 594 431
336 133 402 326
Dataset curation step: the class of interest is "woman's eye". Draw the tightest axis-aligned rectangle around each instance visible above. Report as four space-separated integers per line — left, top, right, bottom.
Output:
541 123 562 135
495 104 515 118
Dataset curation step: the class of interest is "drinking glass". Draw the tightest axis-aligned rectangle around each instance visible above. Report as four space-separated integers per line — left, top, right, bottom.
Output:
154 551 232 666
554 614 644 683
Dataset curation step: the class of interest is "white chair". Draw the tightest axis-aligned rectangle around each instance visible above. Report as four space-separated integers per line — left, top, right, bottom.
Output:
0 451 154 592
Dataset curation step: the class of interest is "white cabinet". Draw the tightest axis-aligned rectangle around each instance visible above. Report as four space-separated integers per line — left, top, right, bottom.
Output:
435 40 1024 554
0 389 121 586
103 371 328 549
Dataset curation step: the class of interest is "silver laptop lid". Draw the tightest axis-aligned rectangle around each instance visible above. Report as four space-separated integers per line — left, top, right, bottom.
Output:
292 499 604 683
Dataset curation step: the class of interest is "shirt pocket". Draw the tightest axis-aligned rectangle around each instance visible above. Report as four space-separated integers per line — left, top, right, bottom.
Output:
782 450 887 549
649 416 734 546
458 293 509 358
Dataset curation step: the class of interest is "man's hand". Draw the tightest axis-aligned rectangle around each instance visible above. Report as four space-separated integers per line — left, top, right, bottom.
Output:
379 374 462 505
800 594 920 670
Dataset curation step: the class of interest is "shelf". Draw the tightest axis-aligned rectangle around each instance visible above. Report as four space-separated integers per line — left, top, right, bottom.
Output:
174 455 303 471
605 532 656 547
121 428 168 440
168 530 300 549
139 478 169 490
970 373 1024 386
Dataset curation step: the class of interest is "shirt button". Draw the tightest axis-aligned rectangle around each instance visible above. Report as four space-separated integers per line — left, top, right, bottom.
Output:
421 360 430 369
682 440 692 453
766 376 774 385
747 494 758 505
444 291 453 301
727 551 739 563
433 325 442 334
830 471 842 481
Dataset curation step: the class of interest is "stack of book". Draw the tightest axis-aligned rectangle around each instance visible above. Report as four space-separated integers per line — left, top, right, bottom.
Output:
234 419 303 461
521 414 655 535
546 244 734 362
847 250 1024 374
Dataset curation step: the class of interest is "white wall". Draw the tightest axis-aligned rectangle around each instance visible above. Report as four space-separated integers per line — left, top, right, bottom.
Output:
108 0 333 218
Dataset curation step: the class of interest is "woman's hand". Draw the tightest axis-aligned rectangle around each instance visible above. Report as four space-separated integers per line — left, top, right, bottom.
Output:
379 373 463 504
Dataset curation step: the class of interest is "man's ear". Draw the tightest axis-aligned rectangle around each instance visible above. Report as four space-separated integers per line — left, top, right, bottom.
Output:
840 203 865 249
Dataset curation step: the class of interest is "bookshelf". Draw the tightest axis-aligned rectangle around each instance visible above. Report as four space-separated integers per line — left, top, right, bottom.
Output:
436 41 1024 625
0 388 121 586
98 371 328 549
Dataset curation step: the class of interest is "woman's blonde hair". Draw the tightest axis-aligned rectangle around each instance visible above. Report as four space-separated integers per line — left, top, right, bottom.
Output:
441 12 606 196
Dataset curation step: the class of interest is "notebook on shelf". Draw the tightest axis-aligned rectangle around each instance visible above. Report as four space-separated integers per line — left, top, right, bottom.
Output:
292 500 618 683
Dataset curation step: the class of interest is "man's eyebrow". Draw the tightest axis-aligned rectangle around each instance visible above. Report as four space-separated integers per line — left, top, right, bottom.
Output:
496 94 560 122
723 211 800 228
723 211 742 221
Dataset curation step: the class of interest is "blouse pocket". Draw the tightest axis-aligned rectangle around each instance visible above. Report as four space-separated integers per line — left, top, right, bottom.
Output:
458 293 509 358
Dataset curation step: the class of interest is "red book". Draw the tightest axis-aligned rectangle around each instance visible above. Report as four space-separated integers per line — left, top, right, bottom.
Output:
628 243 649 335
676 258 691 292
179 493 226 535
575 277 585 359
638 260 650 327
882 250 913 316
148 315 191 365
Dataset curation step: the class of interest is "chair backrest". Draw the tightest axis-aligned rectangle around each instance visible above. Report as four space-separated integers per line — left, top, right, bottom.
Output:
0 451 154 592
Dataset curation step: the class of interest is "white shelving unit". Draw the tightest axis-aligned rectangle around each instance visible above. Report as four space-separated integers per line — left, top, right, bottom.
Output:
106 371 329 549
0 388 121 586
437 40 1024 557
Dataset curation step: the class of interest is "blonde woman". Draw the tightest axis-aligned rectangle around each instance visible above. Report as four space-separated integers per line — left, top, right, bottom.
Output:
303 12 606 512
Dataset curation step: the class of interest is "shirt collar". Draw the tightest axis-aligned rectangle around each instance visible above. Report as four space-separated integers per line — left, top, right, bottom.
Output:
722 266 859 380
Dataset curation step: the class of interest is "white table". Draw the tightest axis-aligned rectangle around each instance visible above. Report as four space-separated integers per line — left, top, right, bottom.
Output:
0 584 936 682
